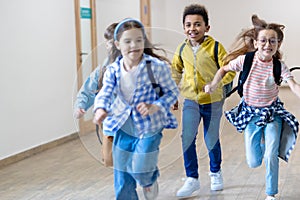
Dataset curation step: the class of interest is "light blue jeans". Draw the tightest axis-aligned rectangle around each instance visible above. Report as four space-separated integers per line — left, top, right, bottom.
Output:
244 115 283 196
113 128 162 200
181 99 223 178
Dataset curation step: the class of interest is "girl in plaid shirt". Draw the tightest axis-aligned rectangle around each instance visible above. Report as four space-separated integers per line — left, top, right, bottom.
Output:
93 18 179 200
205 15 300 200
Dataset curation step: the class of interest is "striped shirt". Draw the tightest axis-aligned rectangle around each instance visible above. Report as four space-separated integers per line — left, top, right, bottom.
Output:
228 52 293 107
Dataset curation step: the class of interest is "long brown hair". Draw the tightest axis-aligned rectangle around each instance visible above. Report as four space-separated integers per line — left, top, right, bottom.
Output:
224 15 285 64
104 22 119 64
97 22 119 91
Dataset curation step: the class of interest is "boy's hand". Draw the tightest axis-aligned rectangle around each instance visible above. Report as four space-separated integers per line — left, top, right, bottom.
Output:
93 108 108 125
204 83 217 94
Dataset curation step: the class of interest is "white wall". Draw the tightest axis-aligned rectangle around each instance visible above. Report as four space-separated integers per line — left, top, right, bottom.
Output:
95 0 140 46
1 0 300 160
151 0 300 68
0 0 77 159
95 0 300 71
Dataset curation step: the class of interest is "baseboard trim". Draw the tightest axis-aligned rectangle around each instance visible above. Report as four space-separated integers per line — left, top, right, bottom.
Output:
0 132 79 169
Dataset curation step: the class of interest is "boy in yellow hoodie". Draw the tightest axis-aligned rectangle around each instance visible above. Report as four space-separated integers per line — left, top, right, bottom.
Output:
171 4 235 198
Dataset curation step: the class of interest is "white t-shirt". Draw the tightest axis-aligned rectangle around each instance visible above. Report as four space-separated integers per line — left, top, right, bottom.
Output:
120 60 139 103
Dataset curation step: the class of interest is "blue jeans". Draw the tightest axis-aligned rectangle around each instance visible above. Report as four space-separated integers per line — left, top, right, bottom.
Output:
182 99 223 178
244 115 282 196
113 129 162 200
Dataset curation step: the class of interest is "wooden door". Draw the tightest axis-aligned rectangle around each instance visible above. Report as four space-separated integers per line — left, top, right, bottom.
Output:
140 0 151 39
74 0 98 135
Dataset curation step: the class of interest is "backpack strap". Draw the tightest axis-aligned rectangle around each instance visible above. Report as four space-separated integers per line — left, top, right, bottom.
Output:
273 58 282 85
214 41 220 69
178 40 233 98
179 41 220 68
146 60 163 97
290 66 300 72
237 51 282 97
237 51 256 97
178 43 186 64
213 41 233 98
146 60 156 84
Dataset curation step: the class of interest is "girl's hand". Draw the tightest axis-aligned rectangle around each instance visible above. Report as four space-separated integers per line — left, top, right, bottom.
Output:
204 67 228 94
137 102 159 116
93 108 108 125
204 83 217 94
74 108 86 119
172 101 179 110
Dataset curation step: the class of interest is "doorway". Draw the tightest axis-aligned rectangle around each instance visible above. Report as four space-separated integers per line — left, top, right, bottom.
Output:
74 0 98 135
74 0 152 135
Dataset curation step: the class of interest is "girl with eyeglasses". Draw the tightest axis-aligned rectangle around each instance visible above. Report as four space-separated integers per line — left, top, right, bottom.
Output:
205 15 300 200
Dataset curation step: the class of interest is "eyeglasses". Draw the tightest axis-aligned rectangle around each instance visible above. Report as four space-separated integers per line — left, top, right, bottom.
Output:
257 38 278 46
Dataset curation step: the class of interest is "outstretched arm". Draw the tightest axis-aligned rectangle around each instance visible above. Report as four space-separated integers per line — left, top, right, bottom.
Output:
287 78 300 99
205 65 230 93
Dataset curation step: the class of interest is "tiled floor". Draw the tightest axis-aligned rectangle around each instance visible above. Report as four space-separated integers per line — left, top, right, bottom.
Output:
1 88 300 200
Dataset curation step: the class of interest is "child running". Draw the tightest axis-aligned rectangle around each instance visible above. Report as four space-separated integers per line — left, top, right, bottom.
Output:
93 18 179 200
74 22 118 119
74 23 118 166
171 4 235 198
205 15 300 200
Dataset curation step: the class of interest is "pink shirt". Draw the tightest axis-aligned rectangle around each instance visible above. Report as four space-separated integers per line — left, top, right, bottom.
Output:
228 52 293 107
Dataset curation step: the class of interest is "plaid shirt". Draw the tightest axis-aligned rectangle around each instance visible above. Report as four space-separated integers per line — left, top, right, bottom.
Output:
94 54 179 136
225 98 299 161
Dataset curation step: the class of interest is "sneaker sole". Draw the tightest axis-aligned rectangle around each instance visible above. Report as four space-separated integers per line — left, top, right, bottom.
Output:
211 185 223 191
176 189 200 199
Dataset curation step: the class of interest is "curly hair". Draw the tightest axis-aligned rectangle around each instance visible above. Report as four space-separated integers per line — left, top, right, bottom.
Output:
182 4 209 26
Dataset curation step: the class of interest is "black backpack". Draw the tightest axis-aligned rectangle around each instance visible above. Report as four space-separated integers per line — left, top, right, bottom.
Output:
179 41 233 98
226 51 282 98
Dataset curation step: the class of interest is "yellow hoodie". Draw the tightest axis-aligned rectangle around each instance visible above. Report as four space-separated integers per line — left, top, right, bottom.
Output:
171 35 235 104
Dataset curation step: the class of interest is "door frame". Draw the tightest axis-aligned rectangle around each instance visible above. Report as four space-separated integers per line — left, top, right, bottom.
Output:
74 0 98 134
140 0 151 39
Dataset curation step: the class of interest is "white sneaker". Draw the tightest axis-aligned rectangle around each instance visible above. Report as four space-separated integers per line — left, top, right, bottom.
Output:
143 180 158 200
176 177 200 198
209 170 223 191
265 196 276 200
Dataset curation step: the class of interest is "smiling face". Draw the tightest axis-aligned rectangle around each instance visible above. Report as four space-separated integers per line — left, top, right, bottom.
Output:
114 28 144 67
254 29 279 61
183 14 210 46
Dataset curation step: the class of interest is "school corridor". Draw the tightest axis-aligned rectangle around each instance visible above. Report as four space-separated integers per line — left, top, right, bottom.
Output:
1 87 300 200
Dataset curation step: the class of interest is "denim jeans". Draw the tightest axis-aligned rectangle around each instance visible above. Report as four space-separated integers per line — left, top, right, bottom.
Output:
244 115 282 196
182 99 223 178
113 129 162 200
